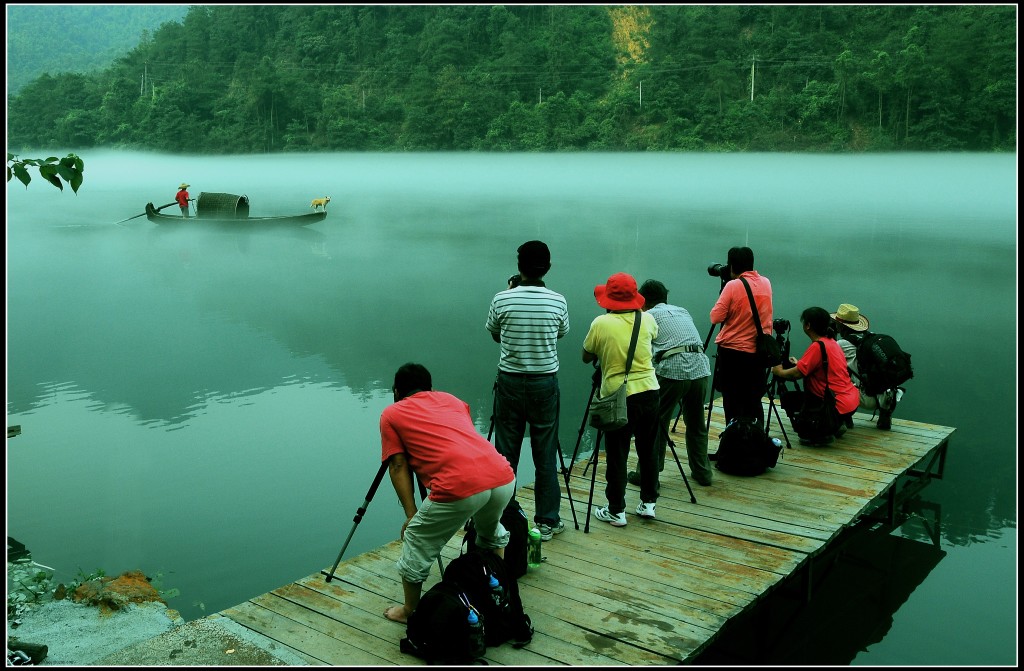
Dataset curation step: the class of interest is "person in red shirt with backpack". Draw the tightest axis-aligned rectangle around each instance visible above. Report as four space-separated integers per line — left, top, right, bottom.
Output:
380 363 516 624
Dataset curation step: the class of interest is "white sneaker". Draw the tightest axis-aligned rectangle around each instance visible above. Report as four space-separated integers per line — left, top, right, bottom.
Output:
635 502 656 519
594 506 627 527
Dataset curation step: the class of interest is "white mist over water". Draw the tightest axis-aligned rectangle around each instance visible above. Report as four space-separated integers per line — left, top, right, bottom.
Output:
6 151 1017 664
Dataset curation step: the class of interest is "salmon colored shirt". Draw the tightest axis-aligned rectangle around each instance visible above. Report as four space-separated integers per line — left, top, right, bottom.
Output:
710 271 773 353
380 391 514 502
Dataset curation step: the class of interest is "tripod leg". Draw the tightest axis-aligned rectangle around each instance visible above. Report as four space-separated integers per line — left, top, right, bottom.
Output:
584 430 602 534
324 462 389 582
556 441 580 530
662 425 697 504
571 380 599 478
486 377 498 441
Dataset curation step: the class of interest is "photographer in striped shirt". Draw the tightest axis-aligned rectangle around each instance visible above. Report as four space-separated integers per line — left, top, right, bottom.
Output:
486 240 570 541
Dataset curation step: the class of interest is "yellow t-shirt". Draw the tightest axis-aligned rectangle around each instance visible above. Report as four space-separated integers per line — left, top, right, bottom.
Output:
583 311 660 398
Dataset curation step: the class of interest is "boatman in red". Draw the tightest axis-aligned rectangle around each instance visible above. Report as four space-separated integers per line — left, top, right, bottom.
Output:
380 362 515 624
175 183 193 217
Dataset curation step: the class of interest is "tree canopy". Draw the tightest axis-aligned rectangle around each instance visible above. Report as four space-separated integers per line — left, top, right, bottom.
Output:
7 5 1016 154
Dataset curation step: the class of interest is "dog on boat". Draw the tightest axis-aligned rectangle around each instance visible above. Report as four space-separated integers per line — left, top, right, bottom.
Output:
311 196 331 212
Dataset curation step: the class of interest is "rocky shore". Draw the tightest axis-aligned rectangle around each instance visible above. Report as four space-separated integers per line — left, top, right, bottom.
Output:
6 554 301 666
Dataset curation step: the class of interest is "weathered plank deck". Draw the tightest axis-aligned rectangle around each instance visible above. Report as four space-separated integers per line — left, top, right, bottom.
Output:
219 405 953 665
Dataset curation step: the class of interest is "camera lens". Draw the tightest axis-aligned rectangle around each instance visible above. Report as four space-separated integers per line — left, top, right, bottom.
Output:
707 263 729 280
508 274 521 288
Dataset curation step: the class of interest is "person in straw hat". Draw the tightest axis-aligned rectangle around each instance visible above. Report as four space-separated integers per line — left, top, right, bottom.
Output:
175 183 194 217
830 303 901 430
582 272 660 526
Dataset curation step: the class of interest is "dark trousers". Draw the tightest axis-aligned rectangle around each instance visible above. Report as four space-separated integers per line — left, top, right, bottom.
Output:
714 346 766 425
602 389 659 514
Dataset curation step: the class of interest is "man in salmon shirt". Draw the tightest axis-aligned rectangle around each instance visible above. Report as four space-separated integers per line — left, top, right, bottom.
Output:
380 362 516 624
709 246 774 425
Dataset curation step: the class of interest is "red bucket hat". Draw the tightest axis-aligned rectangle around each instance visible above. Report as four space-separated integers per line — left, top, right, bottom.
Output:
594 272 645 310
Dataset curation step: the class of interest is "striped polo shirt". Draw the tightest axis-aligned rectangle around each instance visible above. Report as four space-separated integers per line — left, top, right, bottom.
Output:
486 283 569 374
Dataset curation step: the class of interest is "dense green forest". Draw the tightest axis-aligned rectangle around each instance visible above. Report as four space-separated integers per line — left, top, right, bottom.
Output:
6 5 189 94
7 5 1017 154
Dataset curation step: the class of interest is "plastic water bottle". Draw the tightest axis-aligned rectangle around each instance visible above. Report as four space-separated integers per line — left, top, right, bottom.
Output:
466 608 485 657
488 573 503 606
527 527 542 569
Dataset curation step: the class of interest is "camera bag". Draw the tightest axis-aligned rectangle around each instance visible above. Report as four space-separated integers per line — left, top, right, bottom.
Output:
789 341 842 442
713 417 780 476
739 277 782 368
588 310 641 432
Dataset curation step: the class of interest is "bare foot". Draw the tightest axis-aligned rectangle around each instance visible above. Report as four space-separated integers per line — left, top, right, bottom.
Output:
384 605 409 623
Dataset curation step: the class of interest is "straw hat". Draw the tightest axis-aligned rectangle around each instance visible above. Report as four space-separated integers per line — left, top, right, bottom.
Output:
595 272 645 311
179 183 190 189
830 303 870 331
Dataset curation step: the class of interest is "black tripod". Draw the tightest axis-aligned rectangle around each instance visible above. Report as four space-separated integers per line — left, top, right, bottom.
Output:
569 367 697 533
487 376 580 530
322 464 440 582
764 327 797 450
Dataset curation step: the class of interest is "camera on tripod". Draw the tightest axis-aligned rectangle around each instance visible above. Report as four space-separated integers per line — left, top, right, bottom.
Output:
707 263 730 281
772 318 795 368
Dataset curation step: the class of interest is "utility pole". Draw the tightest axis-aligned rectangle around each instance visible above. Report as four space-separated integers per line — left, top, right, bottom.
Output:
639 81 642 108
750 56 755 101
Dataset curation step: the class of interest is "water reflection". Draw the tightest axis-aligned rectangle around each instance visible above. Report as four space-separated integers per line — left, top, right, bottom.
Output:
6 151 1016 663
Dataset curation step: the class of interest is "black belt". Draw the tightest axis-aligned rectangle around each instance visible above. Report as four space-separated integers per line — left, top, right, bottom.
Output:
499 370 557 378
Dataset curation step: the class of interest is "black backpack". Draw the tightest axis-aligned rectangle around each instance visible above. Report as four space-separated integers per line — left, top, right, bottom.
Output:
463 498 529 579
401 581 486 665
856 333 913 396
714 417 782 476
401 552 533 665
442 550 533 648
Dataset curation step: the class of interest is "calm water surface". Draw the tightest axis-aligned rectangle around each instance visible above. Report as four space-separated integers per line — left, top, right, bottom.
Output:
6 151 1016 665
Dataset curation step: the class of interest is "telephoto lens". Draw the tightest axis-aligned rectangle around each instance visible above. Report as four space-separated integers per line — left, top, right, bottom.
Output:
707 263 730 280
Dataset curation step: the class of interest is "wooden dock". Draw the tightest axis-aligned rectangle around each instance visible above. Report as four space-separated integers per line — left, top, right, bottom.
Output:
218 405 953 665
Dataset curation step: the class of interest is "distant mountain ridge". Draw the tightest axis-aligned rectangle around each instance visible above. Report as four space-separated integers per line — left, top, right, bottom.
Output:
6 5 189 94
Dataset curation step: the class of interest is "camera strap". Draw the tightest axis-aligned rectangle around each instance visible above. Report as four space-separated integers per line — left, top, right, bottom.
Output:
739 277 769 339
622 310 642 381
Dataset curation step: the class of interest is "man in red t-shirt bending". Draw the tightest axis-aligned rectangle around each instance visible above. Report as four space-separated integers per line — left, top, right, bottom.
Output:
380 362 516 624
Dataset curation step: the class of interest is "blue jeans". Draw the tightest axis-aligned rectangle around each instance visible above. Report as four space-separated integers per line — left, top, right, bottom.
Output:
602 389 659 514
493 372 562 526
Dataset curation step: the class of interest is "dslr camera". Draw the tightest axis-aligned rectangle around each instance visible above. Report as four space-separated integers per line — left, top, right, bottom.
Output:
772 318 790 335
707 263 731 281
508 274 521 288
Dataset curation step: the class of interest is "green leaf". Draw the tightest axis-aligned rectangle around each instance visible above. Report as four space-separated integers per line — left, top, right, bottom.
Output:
13 163 31 186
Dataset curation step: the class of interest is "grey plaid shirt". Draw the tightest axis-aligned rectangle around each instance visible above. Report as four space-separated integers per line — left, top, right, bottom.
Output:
648 303 711 381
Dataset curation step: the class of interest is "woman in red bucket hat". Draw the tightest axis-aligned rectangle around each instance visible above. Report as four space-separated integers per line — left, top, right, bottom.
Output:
582 272 661 527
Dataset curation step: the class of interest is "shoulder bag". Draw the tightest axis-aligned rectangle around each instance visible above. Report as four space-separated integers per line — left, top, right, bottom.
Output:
588 310 641 432
791 340 842 442
739 277 782 368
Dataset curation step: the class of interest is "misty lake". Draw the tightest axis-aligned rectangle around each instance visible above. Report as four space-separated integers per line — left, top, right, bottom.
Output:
6 150 1016 665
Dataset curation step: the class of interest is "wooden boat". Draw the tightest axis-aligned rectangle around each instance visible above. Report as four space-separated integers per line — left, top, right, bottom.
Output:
146 192 326 227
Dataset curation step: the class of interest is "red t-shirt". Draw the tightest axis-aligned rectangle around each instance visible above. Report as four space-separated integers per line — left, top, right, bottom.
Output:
175 189 190 208
380 391 514 502
796 338 860 415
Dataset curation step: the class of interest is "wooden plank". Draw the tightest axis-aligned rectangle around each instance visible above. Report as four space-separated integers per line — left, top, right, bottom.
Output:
209 404 951 666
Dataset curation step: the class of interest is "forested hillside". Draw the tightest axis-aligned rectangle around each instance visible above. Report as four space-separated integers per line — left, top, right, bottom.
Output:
7 5 1016 153
6 5 189 94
